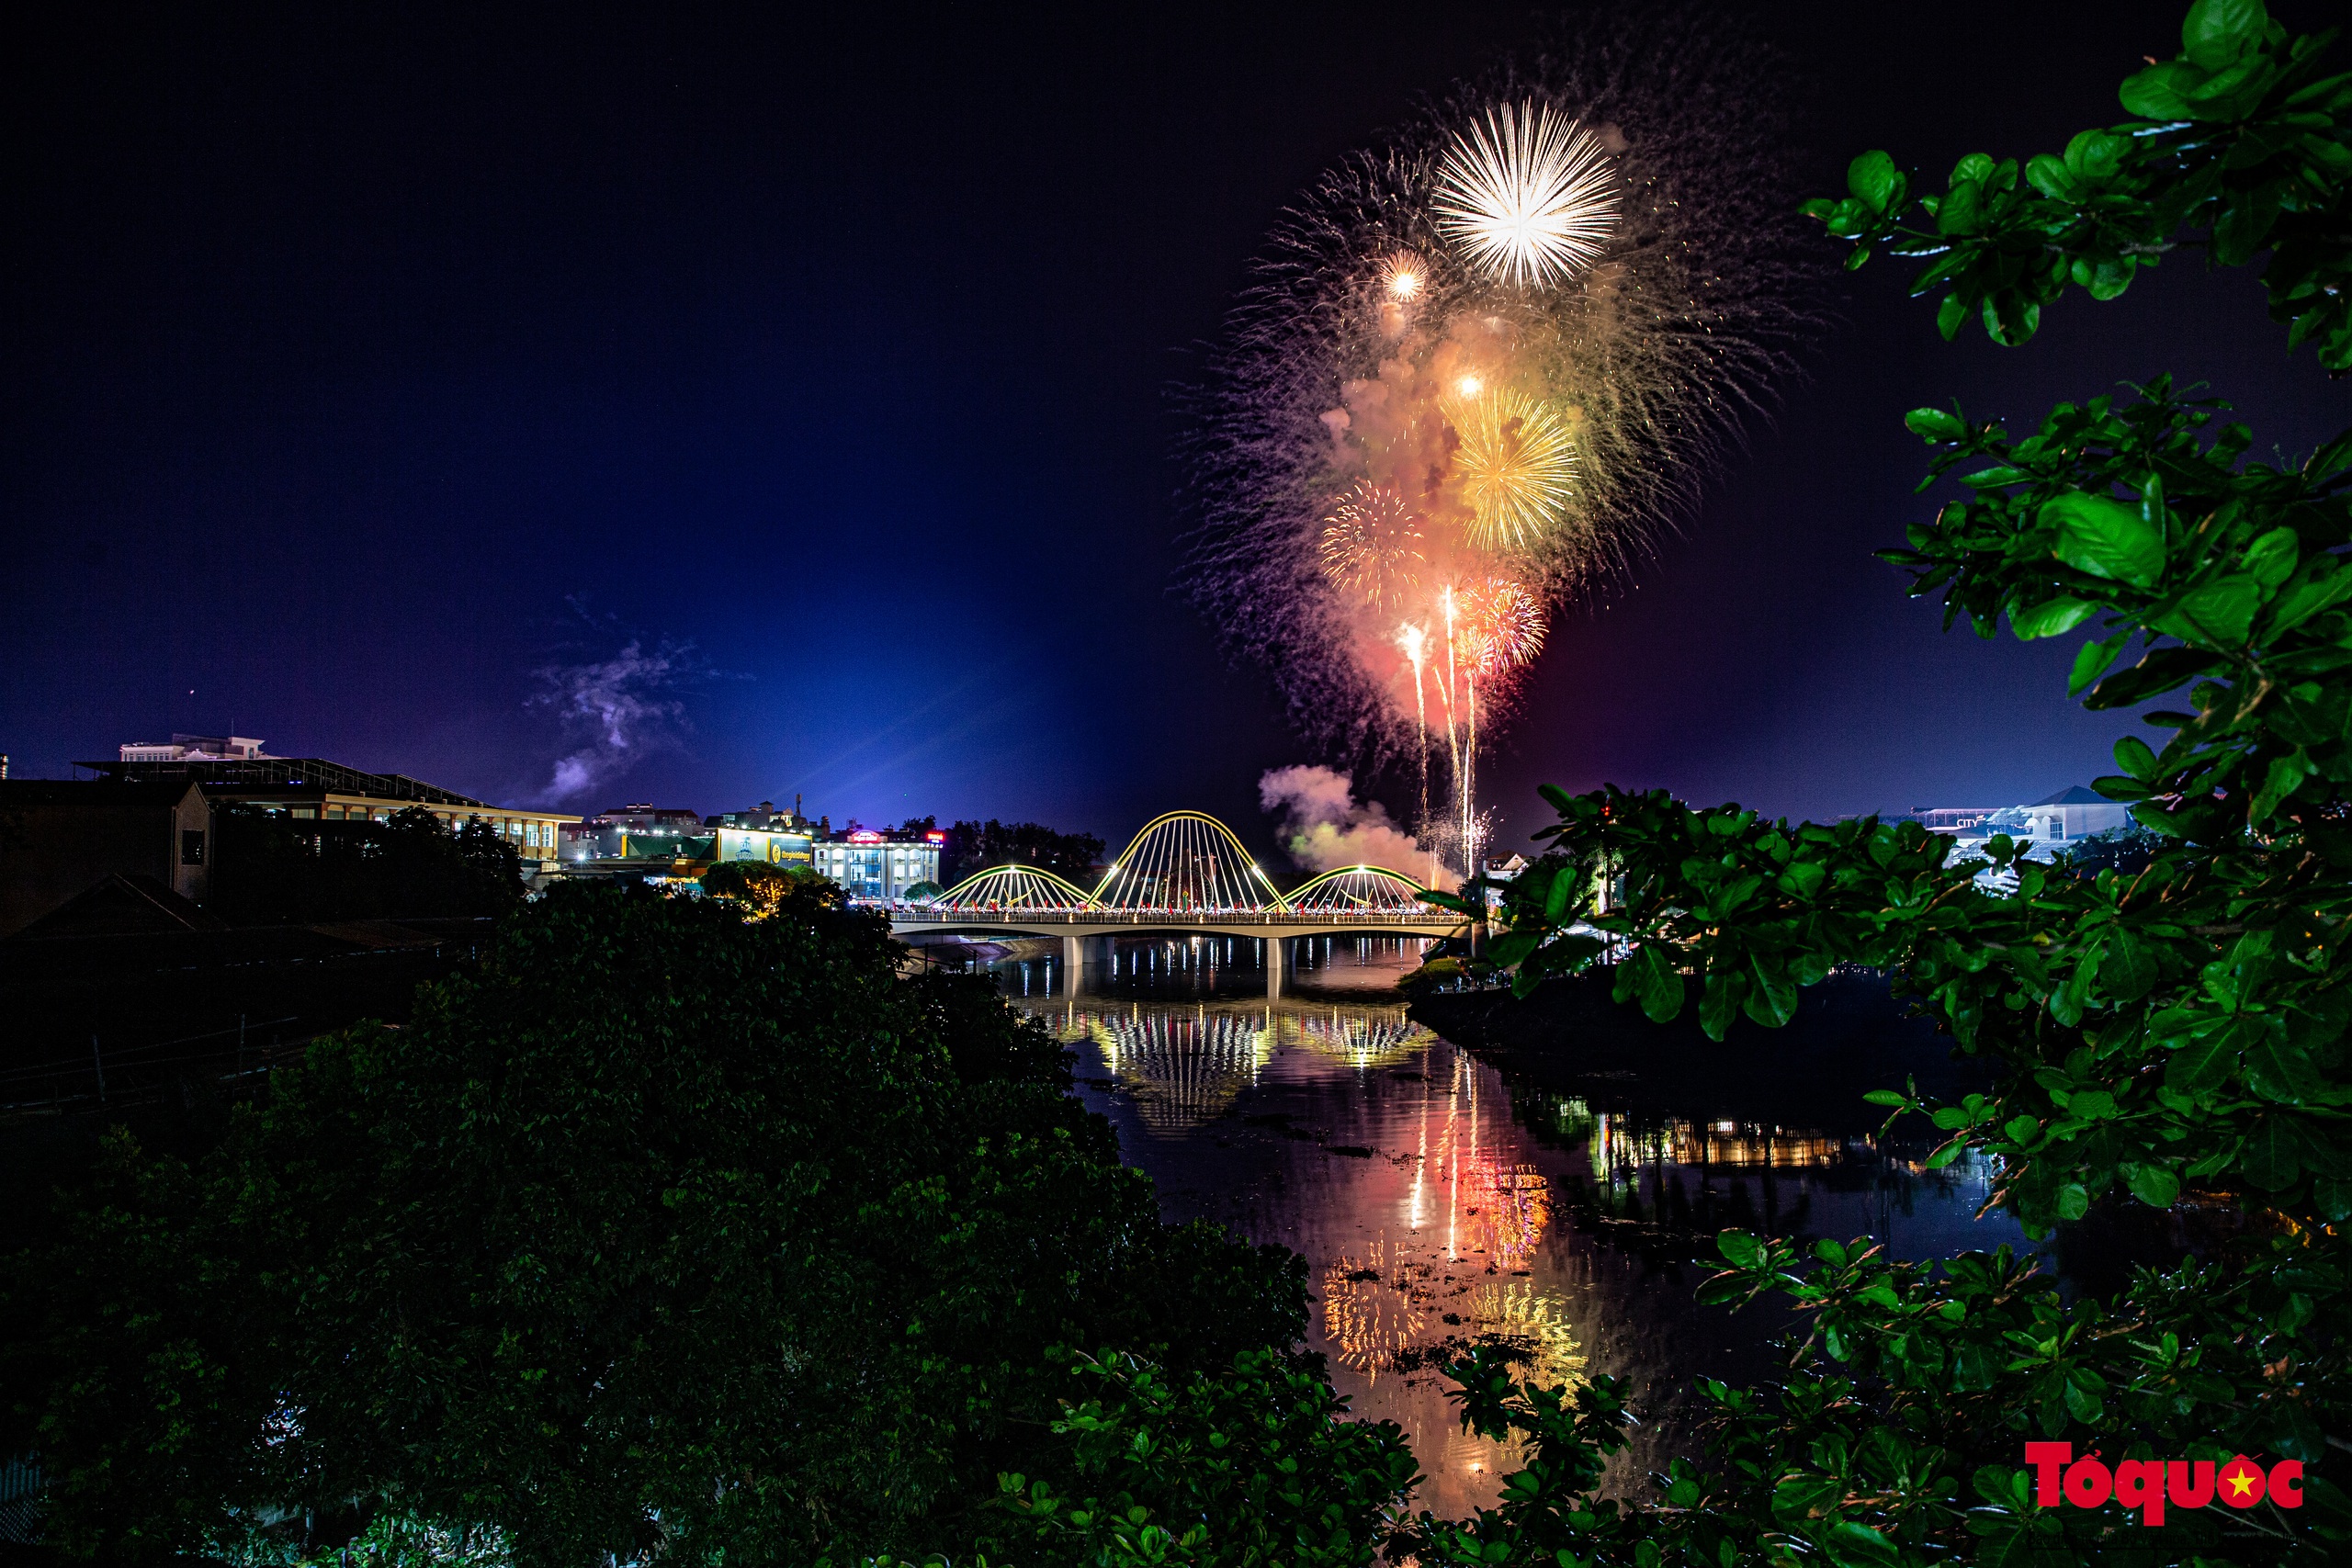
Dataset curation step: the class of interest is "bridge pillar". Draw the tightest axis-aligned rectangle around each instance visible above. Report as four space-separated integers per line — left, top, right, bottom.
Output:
1061 935 1083 989
1264 934 1285 999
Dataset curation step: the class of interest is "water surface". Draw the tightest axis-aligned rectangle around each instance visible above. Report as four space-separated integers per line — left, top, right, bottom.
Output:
988 935 2025 1517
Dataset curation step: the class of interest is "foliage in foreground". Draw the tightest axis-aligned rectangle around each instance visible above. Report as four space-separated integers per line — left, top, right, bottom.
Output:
1410 3 2352 1562
0 879 1334 1567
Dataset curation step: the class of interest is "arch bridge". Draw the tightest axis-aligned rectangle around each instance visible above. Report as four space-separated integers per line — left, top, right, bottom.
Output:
888 810 1467 995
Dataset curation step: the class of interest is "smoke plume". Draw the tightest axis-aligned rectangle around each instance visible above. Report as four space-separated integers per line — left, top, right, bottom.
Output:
528 637 707 805
1259 764 1454 889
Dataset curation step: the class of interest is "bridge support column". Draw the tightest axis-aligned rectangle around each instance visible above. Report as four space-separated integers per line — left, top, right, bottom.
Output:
1061 935 1083 990
1265 934 1285 999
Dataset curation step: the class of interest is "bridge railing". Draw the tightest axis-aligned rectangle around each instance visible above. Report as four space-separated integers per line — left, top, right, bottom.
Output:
888 908 1458 926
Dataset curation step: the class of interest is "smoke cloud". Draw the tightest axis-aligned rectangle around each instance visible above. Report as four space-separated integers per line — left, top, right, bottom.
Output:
1259 764 1455 890
527 637 708 805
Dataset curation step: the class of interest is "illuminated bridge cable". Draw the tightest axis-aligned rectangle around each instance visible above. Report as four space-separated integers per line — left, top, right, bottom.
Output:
930 864 1100 913
1091 810 1287 914
1283 864 1434 914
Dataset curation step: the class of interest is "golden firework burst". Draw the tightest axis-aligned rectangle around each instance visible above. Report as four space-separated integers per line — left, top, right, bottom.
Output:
1446 390 1577 553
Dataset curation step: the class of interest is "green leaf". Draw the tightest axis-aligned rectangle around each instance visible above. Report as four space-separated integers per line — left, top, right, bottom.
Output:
2242 1115 2305 1190
2009 597 2099 640
2154 575 2260 648
2024 153 2076 201
1821 1520 1900 1568
1699 971 1744 1041
1904 406 1964 442
2166 1031 2237 1091
2268 565 2352 632
2055 1183 2090 1221
2120 61 2205 120
2113 735 2159 780
2250 752 2308 825
2314 1175 2352 1223
1625 943 1684 1024
1718 1231 1766 1270
1746 954 1798 1029
2125 1163 2180 1208
2242 525 2299 590
1847 151 1903 215
2183 0 2265 70
2069 631 2129 696
2044 491 2165 587
2102 929 2157 1002
2063 128 2128 182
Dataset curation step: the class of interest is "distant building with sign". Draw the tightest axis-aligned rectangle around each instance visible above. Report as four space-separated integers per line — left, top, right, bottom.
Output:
1909 786 2131 853
812 828 944 901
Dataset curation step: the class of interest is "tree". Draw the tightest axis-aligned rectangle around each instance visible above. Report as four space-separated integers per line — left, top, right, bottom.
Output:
2054 822 2167 879
206 805 523 924
936 819 1107 889
697 857 834 917
1409 3 2352 1561
1 880 1345 1566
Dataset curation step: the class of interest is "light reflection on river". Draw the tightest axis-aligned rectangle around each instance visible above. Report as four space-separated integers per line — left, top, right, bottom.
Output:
981 934 2024 1517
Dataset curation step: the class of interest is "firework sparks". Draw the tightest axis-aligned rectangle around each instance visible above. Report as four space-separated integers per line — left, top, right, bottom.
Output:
1379 248 1427 300
1457 576 1547 673
1318 481 1424 607
1178 7 1824 776
1433 101 1617 289
1446 390 1578 553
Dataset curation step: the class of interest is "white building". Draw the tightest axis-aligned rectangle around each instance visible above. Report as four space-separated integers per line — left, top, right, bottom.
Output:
813 829 944 901
119 734 269 762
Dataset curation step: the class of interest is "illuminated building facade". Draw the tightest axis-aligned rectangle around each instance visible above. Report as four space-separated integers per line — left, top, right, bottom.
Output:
813 828 943 900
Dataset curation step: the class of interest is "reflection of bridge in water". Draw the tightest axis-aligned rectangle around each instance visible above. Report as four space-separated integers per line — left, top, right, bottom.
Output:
1010 994 1437 1135
891 811 1467 996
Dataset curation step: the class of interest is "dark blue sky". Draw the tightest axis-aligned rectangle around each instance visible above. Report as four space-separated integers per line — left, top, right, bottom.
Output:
6 3 2349 863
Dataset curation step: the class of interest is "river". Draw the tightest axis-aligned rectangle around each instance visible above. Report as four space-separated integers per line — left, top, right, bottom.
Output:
982 933 2032 1518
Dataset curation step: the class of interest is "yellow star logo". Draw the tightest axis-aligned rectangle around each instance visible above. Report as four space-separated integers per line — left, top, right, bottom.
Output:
2225 1466 2256 1499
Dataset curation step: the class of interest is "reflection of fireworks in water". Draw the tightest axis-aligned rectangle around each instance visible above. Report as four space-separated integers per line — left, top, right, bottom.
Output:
1318 481 1424 608
1464 1156 1551 1270
1434 102 1617 288
1445 389 1578 553
1323 1236 1419 1385
1470 1278 1588 1393
1182 8 1823 866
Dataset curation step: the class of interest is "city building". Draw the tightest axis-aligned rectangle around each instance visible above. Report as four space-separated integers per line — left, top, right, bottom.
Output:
4 740 579 933
83 743 578 866
560 804 707 862
119 734 270 762
812 827 944 901
0 778 212 935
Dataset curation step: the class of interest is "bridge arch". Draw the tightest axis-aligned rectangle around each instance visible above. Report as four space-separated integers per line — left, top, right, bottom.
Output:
1283 864 1436 913
1091 810 1286 914
931 863 1100 912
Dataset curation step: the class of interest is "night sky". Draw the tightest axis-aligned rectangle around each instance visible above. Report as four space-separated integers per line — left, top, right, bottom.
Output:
8 3 2351 863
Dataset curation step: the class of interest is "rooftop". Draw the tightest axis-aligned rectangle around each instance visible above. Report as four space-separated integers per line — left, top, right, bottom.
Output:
79 754 491 807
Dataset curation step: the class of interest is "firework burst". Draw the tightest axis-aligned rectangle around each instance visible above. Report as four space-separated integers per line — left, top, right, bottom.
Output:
1180 5 1825 869
1445 389 1578 554
1457 576 1547 673
1434 101 1617 288
1317 481 1425 607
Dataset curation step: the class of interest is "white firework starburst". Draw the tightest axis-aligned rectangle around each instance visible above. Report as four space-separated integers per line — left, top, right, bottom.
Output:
1432 101 1617 288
